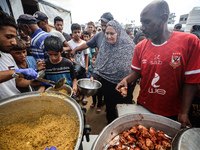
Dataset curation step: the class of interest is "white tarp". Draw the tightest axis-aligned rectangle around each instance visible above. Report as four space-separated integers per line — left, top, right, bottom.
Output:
0 0 24 21
0 0 11 15
38 2 71 34
9 0 24 21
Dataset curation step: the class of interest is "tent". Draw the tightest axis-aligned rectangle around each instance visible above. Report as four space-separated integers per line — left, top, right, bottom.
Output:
0 0 72 34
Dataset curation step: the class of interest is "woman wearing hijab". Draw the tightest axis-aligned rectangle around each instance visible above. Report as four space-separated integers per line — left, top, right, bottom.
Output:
91 20 135 124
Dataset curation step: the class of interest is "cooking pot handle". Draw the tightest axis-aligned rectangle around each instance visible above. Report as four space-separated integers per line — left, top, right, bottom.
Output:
84 124 91 142
81 107 91 142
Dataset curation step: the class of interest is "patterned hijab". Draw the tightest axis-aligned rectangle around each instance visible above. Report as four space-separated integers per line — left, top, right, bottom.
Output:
93 20 135 84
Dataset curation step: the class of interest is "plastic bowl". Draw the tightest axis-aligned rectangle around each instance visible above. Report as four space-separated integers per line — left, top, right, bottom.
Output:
77 78 102 96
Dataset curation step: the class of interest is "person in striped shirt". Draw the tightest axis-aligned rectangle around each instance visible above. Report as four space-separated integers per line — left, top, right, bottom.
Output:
17 14 51 62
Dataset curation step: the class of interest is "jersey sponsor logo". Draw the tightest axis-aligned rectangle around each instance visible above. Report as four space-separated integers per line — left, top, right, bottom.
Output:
150 55 162 65
151 73 160 88
170 53 181 69
142 59 147 64
148 73 166 95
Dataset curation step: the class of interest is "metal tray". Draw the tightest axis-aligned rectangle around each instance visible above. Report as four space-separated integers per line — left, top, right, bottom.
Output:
172 128 200 150
91 113 181 150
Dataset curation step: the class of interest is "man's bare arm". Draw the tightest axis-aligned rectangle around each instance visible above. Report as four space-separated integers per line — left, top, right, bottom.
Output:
178 83 198 128
71 43 89 56
63 41 71 51
116 70 140 92
16 78 41 88
85 54 89 73
0 70 15 83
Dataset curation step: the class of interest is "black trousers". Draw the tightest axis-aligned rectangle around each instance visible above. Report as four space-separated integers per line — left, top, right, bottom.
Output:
101 78 135 124
92 83 103 107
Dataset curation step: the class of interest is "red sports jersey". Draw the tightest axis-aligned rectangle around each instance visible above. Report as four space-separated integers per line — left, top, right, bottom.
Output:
131 31 200 116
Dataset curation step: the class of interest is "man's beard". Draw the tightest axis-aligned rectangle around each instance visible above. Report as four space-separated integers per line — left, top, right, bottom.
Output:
146 23 162 40
0 46 11 54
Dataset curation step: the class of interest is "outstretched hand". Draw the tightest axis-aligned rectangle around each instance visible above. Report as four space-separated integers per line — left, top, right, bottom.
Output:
178 113 192 128
70 50 76 57
36 60 46 71
116 79 128 93
116 79 128 98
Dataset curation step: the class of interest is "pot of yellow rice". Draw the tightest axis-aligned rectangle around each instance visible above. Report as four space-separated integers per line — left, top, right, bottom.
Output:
0 91 83 150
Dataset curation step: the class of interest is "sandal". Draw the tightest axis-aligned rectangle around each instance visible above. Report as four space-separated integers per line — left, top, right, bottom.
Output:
96 107 101 113
90 103 95 108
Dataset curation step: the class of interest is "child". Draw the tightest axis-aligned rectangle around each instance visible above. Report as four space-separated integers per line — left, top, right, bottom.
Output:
88 52 103 113
10 37 44 92
68 23 90 105
68 23 90 78
86 21 95 38
43 36 77 95
83 31 96 66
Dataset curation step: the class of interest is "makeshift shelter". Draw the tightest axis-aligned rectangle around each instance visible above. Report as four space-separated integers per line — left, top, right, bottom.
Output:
0 0 72 34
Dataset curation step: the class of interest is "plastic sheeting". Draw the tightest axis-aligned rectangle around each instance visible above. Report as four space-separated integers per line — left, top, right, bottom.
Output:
0 0 11 16
185 7 200 33
0 0 24 21
9 0 24 21
38 2 71 34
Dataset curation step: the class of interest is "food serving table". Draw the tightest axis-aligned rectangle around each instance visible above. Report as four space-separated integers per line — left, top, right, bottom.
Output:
116 103 152 116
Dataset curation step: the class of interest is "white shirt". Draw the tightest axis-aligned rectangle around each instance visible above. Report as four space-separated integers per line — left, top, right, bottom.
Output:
0 51 21 100
68 39 90 68
49 29 66 43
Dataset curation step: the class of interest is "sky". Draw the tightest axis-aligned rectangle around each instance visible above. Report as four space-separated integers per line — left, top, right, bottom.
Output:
47 0 200 26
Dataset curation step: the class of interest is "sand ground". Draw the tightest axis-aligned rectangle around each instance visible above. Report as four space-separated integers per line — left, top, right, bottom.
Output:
80 84 140 134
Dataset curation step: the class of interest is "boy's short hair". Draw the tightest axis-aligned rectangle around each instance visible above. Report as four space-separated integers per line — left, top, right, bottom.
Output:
44 36 63 52
126 28 132 35
71 23 81 32
10 37 27 51
54 16 63 24
83 31 91 37
92 52 98 58
87 21 95 27
0 10 18 30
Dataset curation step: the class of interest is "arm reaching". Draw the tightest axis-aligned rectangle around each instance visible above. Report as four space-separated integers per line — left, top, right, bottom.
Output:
178 83 198 128
116 71 140 96
70 42 89 56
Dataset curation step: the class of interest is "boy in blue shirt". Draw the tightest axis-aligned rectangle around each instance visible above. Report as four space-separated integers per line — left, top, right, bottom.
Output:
43 36 77 95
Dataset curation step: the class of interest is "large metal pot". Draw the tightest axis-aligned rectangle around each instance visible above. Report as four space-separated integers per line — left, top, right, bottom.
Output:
91 113 181 150
0 91 84 150
172 128 200 150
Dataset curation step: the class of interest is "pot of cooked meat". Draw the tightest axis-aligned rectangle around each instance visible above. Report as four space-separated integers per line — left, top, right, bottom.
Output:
0 91 84 150
91 113 181 150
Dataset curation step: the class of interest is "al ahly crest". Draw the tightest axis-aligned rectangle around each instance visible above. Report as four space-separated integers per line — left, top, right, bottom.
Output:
169 53 181 69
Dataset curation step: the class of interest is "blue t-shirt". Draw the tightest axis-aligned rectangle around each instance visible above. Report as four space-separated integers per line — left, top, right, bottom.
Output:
18 56 40 91
45 57 76 87
18 56 37 70
31 28 51 61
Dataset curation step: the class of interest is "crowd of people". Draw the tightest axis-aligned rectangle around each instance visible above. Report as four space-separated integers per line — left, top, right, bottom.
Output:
1 0 200 132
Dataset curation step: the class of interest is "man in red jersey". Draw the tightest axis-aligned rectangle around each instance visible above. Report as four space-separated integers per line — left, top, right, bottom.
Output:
116 0 200 128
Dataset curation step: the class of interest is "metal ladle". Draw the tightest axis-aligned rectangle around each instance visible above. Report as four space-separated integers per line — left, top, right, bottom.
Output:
13 73 66 89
